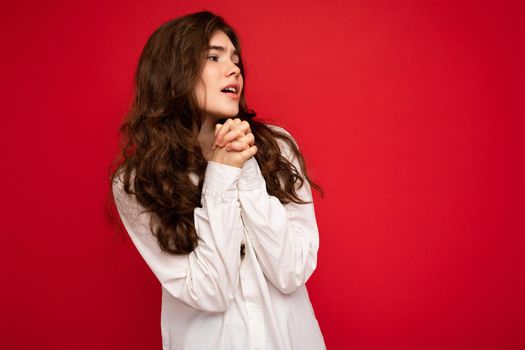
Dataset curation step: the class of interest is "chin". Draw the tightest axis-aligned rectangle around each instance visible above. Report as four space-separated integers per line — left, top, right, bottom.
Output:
221 109 240 119
206 105 239 120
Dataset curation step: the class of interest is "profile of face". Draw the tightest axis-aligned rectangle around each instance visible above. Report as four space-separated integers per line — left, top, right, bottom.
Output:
194 30 244 122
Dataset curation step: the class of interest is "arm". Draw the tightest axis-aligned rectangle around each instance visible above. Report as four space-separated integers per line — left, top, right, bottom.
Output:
237 127 320 294
112 162 244 312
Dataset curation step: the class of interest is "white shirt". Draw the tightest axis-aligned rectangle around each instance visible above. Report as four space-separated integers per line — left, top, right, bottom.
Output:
112 126 326 350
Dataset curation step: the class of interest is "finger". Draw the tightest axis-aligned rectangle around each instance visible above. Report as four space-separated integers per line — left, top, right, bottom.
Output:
230 119 245 138
215 119 235 146
215 119 246 147
239 145 257 159
231 119 245 140
220 128 245 145
236 133 255 147
226 140 249 152
239 120 251 135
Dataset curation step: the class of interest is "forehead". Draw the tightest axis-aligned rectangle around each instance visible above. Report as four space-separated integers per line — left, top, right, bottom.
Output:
208 30 237 53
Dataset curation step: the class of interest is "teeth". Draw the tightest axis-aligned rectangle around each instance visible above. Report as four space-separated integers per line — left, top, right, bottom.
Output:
223 86 236 93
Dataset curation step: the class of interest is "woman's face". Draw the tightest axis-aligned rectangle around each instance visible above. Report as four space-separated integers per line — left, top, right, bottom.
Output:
195 30 244 122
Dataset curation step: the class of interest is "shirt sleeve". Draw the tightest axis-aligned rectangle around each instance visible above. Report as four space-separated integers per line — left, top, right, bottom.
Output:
112 161 244 312
237 126 320 294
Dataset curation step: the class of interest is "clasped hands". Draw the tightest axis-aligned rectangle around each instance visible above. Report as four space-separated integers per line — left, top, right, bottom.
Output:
210 118 257 168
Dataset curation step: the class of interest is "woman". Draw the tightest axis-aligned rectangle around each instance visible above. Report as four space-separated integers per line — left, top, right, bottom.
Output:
110 10 326 350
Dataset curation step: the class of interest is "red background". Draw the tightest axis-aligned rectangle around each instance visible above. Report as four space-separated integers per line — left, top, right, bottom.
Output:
2 0 524 349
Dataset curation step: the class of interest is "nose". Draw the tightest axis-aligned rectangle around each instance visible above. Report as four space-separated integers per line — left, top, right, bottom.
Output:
226 60 241 77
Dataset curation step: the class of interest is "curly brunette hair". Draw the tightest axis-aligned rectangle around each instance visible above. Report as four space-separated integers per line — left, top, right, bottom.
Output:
109 11 322 255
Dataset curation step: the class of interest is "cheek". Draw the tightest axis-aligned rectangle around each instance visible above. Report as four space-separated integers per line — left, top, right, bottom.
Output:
194 81 207 107
201 65 218 85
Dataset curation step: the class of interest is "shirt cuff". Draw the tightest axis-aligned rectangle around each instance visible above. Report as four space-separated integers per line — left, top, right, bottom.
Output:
239 157 265 191
202 161 241 199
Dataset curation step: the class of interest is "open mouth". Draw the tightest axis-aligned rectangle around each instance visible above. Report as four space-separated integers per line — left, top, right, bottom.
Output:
220 86 240 99
221 86 237 94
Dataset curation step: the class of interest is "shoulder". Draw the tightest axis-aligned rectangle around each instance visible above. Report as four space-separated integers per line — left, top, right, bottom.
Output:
264 124 300 160
111 167 136 201
265 124 299 147
266 124 293 139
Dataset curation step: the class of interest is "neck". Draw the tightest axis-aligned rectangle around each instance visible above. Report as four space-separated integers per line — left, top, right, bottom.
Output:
198 115 220 161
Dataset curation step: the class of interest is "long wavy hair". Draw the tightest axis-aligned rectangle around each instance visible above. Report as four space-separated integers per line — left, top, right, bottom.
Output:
109 11 322 255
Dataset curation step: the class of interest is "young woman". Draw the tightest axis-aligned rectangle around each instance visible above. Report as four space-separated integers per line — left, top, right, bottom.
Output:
110 11 326 350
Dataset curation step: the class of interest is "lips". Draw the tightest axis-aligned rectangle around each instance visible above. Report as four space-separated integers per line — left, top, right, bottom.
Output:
220 83 241 95
222 90 240 100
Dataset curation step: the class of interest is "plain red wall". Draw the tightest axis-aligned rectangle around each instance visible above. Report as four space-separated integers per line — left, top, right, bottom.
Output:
1 0 524 349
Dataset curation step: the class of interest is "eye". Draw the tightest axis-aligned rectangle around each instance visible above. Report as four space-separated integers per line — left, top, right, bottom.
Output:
207 54 240 66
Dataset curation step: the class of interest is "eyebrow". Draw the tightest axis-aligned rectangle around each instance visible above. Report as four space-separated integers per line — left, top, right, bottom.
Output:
207 45 239 55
